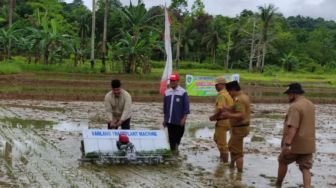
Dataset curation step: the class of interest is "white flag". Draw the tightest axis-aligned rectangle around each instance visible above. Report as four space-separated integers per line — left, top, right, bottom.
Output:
160 7 173 95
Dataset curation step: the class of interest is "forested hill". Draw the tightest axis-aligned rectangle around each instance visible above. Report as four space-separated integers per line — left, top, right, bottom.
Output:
1 0 336 74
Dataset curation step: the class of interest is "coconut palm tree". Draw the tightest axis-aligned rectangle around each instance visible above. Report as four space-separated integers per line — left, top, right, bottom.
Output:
6 0 16 59
90 0 96 69
202 22 221 64
101 0 109 72
78 10 90 49
180 27 196 60
172 16 195 68
257 4 277 71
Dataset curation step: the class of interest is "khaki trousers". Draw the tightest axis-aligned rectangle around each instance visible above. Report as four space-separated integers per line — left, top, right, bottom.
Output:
214 123 230 153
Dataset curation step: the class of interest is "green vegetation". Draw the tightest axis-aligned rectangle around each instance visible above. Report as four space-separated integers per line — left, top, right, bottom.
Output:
1 59 336 88
0 57 105 74
85 152 100 159
137 149 173 158
0 62 21 74
0 117 56 129
2 104 66 112
0 1 335 104
1 0 336 75
0 86 108 94
84 149 173 160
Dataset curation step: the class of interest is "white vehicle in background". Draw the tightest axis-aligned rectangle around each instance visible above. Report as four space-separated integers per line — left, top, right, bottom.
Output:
79 129 172 164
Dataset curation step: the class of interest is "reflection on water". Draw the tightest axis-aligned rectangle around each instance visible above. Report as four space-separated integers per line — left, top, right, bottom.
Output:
267 137 281 146
53 121 89 132
212 164 241 187
187 122 215 139
194 127 214 139
0 117 90 132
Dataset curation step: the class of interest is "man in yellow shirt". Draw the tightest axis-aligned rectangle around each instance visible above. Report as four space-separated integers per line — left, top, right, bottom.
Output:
209 77 233 163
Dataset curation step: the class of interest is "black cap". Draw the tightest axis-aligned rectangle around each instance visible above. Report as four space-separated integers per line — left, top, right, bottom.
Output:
284 83 304 94
225 81 241 91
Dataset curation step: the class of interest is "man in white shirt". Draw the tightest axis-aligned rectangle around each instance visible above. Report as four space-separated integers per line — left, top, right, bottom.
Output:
104 79 132 129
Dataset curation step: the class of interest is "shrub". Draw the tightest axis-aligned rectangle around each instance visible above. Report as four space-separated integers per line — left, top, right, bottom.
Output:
324 61 336 73
303 62 323 73
151 61 224 70
295 57 324 73
0 62 22 74
151 61 164 68
262 65 281 76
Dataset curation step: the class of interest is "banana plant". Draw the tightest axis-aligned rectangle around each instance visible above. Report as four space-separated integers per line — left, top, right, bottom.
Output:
0 17 5 24
115 30 159 74
115 0 162 74
27 10 70 64
0 24 19 60
119 0 161 36
18 37 35 63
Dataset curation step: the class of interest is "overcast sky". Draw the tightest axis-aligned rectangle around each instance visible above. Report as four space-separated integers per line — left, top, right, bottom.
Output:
65 0 336 21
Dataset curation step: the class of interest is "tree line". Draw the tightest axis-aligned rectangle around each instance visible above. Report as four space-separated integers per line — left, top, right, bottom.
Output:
1 0 336 74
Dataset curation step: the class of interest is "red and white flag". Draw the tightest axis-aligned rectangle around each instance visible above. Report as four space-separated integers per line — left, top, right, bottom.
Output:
160 7 173 95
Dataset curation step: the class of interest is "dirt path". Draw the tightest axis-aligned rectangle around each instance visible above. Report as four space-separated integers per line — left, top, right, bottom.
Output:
0 100 335 187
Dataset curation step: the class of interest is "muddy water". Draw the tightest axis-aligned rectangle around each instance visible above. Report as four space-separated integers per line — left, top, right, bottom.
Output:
0 100 335 187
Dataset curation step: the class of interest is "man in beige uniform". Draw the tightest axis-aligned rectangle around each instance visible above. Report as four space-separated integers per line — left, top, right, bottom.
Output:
209 77 233 163
221 81 250 173
104 79 132 129
276 83 315 188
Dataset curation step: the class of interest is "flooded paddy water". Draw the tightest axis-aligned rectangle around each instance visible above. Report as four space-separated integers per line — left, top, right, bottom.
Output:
0 100 335 187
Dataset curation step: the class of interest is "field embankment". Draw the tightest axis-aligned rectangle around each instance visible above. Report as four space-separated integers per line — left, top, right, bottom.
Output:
0 71 336 103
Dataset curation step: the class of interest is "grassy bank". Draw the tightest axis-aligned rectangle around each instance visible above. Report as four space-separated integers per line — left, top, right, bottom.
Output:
0 63 22 74
1 57 336 88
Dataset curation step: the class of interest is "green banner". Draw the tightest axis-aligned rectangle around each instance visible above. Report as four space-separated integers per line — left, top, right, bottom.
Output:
185 74 240 96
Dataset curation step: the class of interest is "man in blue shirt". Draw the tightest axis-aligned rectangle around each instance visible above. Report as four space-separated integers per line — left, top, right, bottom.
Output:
163 73 190 152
